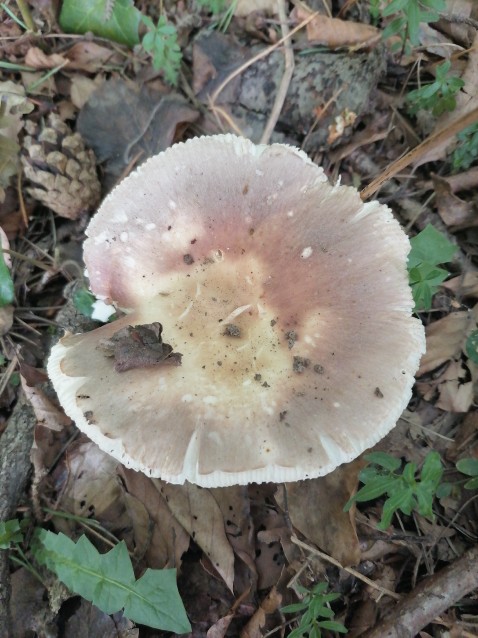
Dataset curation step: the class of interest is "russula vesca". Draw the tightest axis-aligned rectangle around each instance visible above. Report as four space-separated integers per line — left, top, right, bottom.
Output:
48 135 425 487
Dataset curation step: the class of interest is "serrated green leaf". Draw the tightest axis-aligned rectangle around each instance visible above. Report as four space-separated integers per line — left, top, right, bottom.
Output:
34 531 190 632
59 0 141 47
402 461 417 484
377 488 414 529
0 519 23 549
0 250 14 307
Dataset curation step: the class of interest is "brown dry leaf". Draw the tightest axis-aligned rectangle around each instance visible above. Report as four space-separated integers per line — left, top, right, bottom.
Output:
154 480 235 592
64 42 119 72
418 358 478 411
70 75 104 110
235 0 278 16
55 440 131 529
213 486 257 578
277 461 364 567
119 468 190 569
24 47 67 69
418 307 478 375
206 614 234 638
443 272 478 299
21 377 71 432
77 79 198 185
294 5 380 49
240 586 282 638
432 174 477 230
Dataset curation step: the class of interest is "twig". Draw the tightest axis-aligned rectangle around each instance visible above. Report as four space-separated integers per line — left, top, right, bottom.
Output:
209 11 318 110
290 535 401 601
0 391 36 636
439 12 478 30
364 545 478 638
260 0 294 144
360 106 478 201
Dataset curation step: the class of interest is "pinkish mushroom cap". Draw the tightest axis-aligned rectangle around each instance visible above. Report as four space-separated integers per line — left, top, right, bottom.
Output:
47 135 425 487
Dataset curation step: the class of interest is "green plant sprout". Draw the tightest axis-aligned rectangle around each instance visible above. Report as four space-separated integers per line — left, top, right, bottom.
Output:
452 122 478 172
382 0 446 49
344 451 450 530
456 458 478 490
406 61 464 117
282 582 347 638
197 0 230 13
407 224 457 312
141 15 182 85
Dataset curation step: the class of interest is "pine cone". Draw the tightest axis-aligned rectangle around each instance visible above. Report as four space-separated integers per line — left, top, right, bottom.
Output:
21 114 101 219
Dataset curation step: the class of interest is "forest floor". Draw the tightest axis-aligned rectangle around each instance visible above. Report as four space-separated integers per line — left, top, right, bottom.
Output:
1 1 478 637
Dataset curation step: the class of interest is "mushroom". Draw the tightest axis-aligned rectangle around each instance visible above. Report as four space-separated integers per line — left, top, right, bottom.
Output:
48 135 425 487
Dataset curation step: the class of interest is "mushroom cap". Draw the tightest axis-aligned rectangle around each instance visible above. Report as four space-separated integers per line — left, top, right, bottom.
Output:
48 135 425 487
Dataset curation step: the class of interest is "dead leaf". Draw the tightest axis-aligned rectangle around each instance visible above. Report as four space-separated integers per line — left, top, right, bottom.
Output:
240 586 282 638
235 0 278 16
206 614 234 637
54 440 131 531
21 377 71 431
64 42 119 72
432 174 477 230
70 75 105 110
154 480 235 592
77 79 198 186
24 47 68 69
277 461 364 567
418 307 478 375
294 5 380 49
119 468 190 570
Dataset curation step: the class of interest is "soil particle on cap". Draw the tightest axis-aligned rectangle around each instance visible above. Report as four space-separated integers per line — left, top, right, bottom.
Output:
293 356 310 373
285 330 297 349
183 253 194 265
223 323 241 337
313 364 325 374
374 387 384 398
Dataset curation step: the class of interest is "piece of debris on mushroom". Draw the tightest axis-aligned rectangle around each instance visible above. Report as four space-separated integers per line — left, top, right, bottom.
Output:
48 135 425 487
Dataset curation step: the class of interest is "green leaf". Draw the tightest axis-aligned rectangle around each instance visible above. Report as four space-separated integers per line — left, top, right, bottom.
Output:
73 287 96 318
317 619 348 633
0 250 14 307
34 531 191 632
465 330 478 365
464 477 478 490
456 458 478 477
59 0 141 47
0 519 23 549
377 488 414 529
421 451 443 485
364 452 402 472
409 225 457 268
350 476 399 502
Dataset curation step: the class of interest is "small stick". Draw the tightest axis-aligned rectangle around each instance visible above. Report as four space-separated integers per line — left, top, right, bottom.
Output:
260 0 295 144
364 545 478 638
360 106 478 201
210 11 318 109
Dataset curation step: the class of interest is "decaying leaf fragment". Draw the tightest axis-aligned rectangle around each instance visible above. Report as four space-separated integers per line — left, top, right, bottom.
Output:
98 322 182 372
